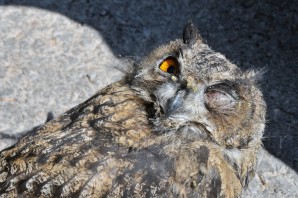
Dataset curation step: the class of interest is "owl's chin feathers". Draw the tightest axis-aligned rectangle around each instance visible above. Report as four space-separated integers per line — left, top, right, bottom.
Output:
150 111 213 142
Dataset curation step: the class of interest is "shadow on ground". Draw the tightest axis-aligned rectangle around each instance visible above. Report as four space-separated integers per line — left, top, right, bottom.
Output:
0 0 297 171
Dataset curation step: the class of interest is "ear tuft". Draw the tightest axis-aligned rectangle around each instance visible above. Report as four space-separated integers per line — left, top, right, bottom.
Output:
183 21 202 45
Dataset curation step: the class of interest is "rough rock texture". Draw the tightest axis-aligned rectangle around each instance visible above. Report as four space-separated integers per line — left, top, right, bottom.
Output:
0 1 297 197
0 5 123 150
242 148 298 197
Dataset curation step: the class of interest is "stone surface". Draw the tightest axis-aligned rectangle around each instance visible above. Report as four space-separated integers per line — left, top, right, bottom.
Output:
0 6 123 150
242 148 298 197
0 1 297 196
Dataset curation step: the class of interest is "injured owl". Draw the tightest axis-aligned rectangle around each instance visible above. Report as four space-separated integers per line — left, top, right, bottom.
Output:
0 22 266 198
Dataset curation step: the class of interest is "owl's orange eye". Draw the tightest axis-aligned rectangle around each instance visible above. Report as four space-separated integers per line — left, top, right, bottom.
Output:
159 57 179 75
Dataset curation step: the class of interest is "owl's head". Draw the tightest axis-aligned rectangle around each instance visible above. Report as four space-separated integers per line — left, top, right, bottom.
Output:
130 22 266 149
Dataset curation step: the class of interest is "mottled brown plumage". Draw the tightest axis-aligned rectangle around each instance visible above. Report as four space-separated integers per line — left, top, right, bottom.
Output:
0 23 266 197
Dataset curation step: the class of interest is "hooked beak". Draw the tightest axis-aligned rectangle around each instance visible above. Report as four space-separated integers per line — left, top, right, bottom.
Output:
165 90 186 117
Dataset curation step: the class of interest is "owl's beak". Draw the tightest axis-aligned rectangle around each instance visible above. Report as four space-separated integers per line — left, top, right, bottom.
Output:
165 90 186 117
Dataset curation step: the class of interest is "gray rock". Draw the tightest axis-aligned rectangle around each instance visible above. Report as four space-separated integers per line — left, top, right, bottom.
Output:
0 6 122 144
243 148 298 197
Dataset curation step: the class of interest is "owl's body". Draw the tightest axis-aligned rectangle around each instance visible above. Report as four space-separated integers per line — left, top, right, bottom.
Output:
0 23 266 197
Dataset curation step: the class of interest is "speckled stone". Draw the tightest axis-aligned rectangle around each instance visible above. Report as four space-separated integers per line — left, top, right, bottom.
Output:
0 6 122 144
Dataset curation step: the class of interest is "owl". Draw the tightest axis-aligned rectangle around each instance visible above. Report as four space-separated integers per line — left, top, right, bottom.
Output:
0 22 266 198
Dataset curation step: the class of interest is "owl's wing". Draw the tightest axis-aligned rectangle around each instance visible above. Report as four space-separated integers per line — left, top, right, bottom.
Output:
0 80 168 197
0 80 249 198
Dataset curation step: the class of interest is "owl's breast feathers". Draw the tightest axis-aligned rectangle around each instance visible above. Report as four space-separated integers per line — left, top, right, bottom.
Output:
1 80 247 197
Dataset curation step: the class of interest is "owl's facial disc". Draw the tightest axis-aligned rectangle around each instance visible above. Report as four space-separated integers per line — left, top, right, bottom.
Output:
154 64 240 138
154 80 215 139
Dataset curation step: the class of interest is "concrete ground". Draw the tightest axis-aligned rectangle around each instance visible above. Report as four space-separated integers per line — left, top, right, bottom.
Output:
0 1 297 197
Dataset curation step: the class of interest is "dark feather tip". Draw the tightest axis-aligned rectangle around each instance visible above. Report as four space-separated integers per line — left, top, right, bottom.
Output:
182 21 202 45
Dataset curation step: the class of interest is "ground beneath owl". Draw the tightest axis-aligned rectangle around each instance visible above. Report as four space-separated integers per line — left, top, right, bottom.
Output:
0 1 297 197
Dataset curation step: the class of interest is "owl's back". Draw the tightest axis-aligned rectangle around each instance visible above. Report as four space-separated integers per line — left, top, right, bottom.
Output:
0 81 156 197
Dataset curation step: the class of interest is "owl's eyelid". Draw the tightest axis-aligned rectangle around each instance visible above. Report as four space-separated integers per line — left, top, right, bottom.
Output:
209 80 236 88
206 81 238 100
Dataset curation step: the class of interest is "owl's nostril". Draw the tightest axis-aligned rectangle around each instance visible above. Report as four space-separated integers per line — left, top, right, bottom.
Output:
179 80 188 90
